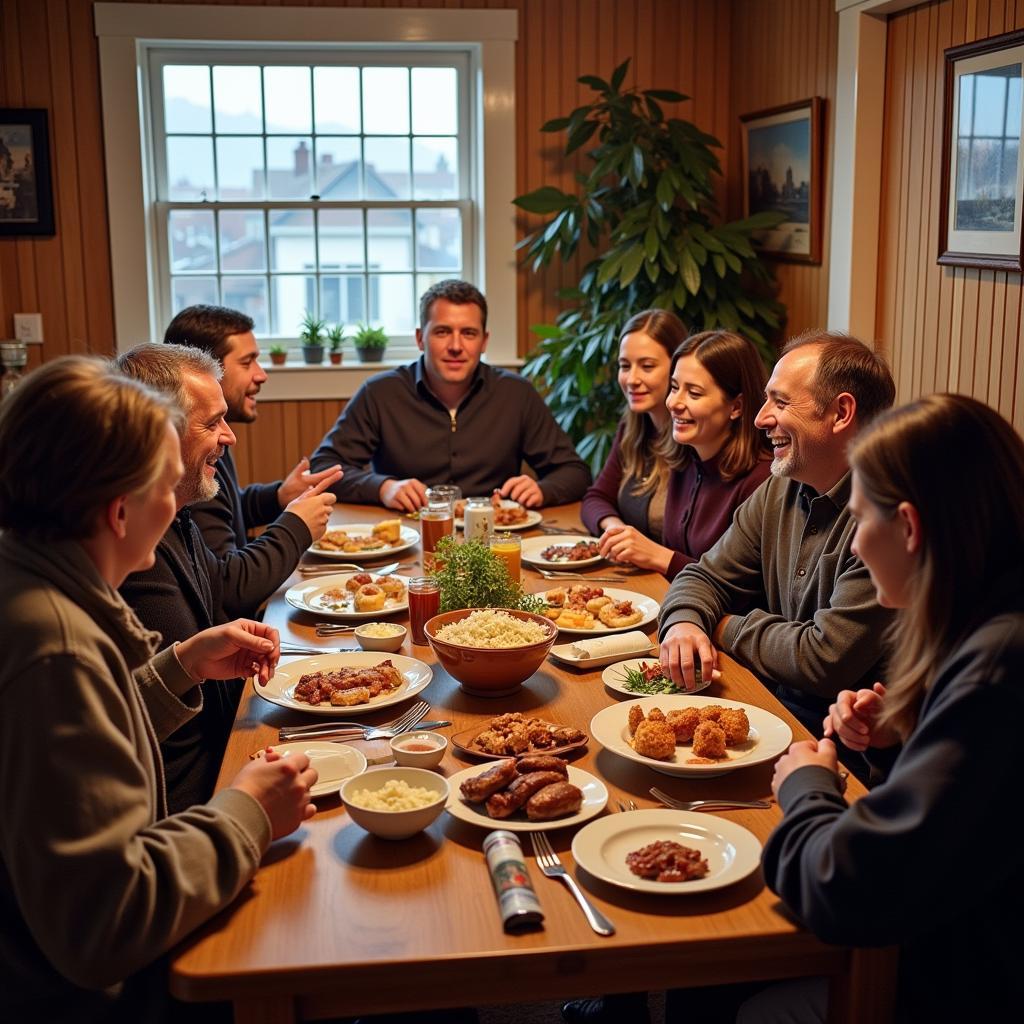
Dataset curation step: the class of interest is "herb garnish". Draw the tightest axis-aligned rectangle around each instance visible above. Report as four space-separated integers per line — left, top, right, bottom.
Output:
431 537 546 614
618 661 700 694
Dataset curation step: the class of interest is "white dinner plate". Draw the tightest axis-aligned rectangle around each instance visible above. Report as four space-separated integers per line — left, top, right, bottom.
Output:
256 652 433 717
309 523 419 561
571 809 762 894
521 535 603 569
602 658 711 697
445 763 608 832
589 694 792 778
255 741 367 798
534 587 660 636
285 572 409 620
456 501 543 533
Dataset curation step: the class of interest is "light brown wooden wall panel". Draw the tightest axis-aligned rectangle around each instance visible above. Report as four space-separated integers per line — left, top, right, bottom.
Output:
727 0 839 338
876 0 1024 435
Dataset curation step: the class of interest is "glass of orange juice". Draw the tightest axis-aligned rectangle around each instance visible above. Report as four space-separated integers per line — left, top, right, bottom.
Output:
488 531 521 584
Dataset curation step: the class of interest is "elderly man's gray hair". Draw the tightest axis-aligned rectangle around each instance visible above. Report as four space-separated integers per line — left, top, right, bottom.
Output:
114 342 222 415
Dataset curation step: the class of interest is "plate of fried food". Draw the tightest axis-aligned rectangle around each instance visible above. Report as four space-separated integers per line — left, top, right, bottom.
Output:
256 652 433 716
310 520 419 560
285 572 409 620
571 809 762 894
453 495 543 532
589 695 792 778
451 712 588 761
446 756 608 832
536 585 659 635
521 535 603 569
602 658 711 697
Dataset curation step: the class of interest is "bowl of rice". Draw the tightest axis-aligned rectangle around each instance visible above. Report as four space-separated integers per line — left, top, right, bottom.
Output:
340 766 450 840
424 608 558 698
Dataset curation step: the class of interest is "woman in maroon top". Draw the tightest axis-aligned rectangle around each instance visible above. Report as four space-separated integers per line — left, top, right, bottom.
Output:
583 327 771 579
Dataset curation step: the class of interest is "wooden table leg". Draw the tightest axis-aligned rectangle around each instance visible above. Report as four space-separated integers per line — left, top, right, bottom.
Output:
827 947 899 1024
233 996 296 1024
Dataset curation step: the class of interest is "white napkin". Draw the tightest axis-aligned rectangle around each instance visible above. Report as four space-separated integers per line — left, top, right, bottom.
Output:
567 630 654 660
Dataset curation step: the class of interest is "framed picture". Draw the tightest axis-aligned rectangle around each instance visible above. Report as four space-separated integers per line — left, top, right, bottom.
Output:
740 98 823 264
939 30 1024 270
0 108 55 237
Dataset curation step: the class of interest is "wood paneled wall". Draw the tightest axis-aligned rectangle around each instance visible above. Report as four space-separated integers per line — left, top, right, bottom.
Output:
876 0 1024 434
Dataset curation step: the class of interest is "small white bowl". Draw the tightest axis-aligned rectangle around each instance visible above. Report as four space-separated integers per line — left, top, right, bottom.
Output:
354 622 407 653
390 730 448 769
340 766 449 840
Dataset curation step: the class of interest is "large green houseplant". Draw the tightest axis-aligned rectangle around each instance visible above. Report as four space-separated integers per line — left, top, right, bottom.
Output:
514 60 785 471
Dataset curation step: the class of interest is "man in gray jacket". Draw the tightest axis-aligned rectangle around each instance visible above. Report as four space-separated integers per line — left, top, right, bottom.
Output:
659 331 897 739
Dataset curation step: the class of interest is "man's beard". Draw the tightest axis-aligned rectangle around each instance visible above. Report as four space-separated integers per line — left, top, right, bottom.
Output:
176 451 222 506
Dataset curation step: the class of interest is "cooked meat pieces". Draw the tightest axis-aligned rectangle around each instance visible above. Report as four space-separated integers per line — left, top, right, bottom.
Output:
626 840 709 882
698 705 725 723
514 754 569 776
525 781 583 820
692 721 728 759
485 770 566 818
293 661 402 705
718 708 750 745
470 713 584 756
459 759 518 802
666 707 701 743
330 686 370 707
628 705 645 736
631 720 677 760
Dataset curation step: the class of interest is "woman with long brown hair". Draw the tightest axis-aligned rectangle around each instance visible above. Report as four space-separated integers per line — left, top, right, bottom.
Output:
752 393 1024 1022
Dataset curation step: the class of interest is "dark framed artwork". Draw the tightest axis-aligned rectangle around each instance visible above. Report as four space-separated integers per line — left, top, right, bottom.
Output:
740 97 823 264
939 30 1024 271
0 108 55 237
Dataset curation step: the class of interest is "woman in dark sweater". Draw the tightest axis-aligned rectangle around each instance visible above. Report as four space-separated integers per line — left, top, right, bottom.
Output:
582 324 771 578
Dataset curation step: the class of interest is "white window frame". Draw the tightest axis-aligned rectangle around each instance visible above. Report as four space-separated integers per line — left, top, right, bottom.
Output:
95 3 518 400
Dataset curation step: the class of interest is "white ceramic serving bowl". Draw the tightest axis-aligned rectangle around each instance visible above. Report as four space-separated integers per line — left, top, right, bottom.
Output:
339 766 450 840
354 622 407 653
389 730 448 769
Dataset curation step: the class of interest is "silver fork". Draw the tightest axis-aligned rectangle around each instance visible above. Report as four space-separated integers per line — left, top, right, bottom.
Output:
278 701 429 742
535 569 629 583
649 786 771 812
530 832 615 936
616 798 638 812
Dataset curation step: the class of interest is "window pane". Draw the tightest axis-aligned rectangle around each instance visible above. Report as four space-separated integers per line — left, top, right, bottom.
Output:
413 137 458 199
1007 77 1022 139
411 67 457 135
269 209 316 272
362 67 409 134
315 138 361 198
213 66 263 133
222 276 269 335
973 68 1015 136
164 66 211 133
167 137 214 200
264 66 312 134
172 276 218 312
364 137 410 199
272 275 316 334
320 275 365 328
415 209 461 271
216 137 265 199
371 274 414 334
314 67 361 134
368 209 412 271
169 210 216 272
219 211 267 272
319 209 365 269
266 137 314 198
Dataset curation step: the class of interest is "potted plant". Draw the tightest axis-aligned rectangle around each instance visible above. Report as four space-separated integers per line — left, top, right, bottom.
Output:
268 343 287 367
351 322 389 363
299 312 326 365
327 324 345 366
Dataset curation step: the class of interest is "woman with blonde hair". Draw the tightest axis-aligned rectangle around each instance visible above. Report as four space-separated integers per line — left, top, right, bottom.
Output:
751 393 1024 1022
0 356 317 1022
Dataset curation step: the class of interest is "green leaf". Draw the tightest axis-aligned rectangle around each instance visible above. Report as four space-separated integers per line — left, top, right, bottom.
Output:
514 187 572 214
712 253 726 277
578 75 610 92
644 259 660 284
680 249 701 295
655 174 675 211
596 248 628 286
541 116 571 132
530 323 564 339
644 88 687 102
644 96 664 123
644 224 659 261
566 118 600 155
610 59 630 92
619 245 645 286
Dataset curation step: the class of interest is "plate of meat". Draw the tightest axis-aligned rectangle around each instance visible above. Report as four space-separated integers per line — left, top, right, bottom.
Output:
310 522 420 561
571 809 762 894
445 757 608 831
451 712 588 761
534 585 659 635
256 652 433 716
521 535 603 569
454 496 543 532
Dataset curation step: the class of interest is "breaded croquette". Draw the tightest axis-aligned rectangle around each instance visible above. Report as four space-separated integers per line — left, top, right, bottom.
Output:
631 720 677 760
628 704 646 736
698 705 726 723
666 707 701 743
718 708 750 745
692 721 727 759
647 707 666 723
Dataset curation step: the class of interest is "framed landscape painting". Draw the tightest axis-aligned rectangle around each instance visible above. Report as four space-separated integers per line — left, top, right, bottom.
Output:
0 108 55 237
740 98 822 264
939 30 1024 271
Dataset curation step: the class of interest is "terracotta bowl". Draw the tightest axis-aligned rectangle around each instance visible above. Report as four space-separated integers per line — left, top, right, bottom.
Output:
424 608 558 698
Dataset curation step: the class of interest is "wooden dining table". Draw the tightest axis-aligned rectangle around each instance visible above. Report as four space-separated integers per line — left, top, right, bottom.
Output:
169 502 896 1024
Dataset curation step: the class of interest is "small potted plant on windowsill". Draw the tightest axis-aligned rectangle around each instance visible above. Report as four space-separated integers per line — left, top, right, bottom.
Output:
352 322 389 363
299 312 326 365
269 344 288 367
327 325 345 366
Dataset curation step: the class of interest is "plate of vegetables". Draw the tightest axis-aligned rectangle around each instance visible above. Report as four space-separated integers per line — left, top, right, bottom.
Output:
601 658 711 698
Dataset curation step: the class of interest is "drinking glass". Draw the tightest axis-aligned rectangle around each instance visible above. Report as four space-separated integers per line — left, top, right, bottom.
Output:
489 531 521 584
408 576 441 645
463 496 494 541
421 487 456 569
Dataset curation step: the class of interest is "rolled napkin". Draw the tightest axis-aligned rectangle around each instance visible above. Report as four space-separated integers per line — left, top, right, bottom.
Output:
567 630 654 661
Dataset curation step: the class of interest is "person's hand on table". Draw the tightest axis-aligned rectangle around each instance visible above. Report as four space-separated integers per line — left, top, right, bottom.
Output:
380 477 428 513
499 475 543 508
277 457 343 507
771 738 840 797
660 622 717 691
230 748 318 838
285 475 338 541
823 682 898 751
598 524 673 573
176 620 280 685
